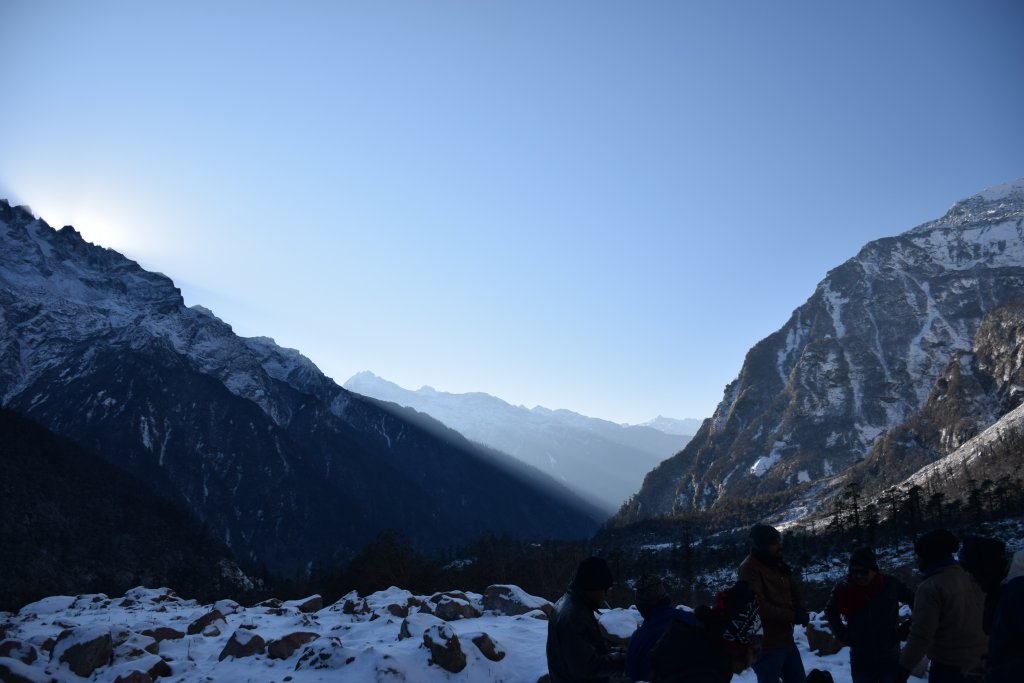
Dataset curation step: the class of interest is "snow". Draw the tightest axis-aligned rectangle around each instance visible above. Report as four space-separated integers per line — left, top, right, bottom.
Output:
0 585 873 683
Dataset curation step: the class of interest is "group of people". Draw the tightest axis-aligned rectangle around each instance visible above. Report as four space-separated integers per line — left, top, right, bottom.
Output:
546 524 1024 683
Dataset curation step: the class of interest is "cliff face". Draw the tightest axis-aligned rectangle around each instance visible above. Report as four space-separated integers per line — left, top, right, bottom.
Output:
617 179 1024 522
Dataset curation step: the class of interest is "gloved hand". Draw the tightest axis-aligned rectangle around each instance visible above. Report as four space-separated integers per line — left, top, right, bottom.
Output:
897 618 912 641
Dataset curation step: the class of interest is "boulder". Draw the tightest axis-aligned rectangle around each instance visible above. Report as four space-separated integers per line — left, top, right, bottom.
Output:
423 623 466 673
283 595 323 613
52 626 113 677
267 632 319 660
139 627 184 643
471 632 506 662
218 630 266 661
186 609 226 636
483 585 553 617
428 593 481 621
0 640 37 665
0 657 51 683
294 637 346 671
113 672 153 683
398 613 445 641
804 622 843 656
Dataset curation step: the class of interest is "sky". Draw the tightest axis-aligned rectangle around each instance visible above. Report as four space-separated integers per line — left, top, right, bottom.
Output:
1 1 1022 425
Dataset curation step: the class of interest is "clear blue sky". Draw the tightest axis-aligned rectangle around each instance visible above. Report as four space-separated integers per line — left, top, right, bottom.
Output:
2 1 1022 424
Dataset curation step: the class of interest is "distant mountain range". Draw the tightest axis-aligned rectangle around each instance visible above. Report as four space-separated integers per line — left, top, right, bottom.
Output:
614 178 1024 527
0 199 603 577
343 372 696 512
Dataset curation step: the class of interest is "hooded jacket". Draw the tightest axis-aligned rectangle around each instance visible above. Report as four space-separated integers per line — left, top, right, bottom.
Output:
546 588 619 683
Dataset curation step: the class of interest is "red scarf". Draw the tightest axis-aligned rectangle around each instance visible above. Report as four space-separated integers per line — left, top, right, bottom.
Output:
835 572 883 619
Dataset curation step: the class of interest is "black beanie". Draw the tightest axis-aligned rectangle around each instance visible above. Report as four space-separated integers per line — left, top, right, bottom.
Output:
749 523 782 551
849 547 879 572
572 557 614 591
915 529 959 567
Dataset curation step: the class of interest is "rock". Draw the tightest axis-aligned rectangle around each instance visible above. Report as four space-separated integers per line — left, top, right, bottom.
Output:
471 633 506 662
254 598 282 609
294 637 345 671
804 622 843 656
423 623 466 673
398 613 445 641
139 627 184 643
483 584 553 617
0 656 52 683
52 626 113 677
0 640 37 664
114 672 153 683
186 609 226 636
213 599 242 616
113 633 160 660
218 630 266 661
267 632 319 660
428 593 481 621
283 596 323 613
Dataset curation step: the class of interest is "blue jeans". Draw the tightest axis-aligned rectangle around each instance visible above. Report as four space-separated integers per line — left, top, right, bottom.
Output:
752 644 806 683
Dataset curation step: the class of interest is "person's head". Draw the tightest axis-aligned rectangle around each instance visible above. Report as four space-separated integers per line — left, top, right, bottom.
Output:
848 547 879 586
914 528 959 571
634 575 670 618
571 556 614 607
959 536 1010 593
750 523 783 559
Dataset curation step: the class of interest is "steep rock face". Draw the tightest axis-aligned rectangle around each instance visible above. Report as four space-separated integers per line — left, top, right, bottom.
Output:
344 372 692 512
617 179 1024 521
0 201 602 575
851 301 1024 492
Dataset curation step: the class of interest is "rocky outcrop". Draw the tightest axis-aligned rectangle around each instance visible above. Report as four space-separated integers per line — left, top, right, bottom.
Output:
617 179 1024 523
423 623 466 673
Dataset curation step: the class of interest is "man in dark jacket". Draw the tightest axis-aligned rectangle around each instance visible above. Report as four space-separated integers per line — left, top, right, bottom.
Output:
985 547 1024 683
825 547 915 683
738 523 808 683
897 529 987 683
546 556 626 683
625 576 693 682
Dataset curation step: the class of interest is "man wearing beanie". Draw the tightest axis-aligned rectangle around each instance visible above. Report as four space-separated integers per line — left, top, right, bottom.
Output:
897 529 987 683
546 556 626 682
624 576 695 682
738 523 808 683
825 547 914 683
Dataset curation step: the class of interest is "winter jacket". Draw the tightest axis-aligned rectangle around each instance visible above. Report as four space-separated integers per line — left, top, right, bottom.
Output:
986 549 1024 683
898 561 987 675
546 589 621 683
648 614 735 683
824 573 914 667
625 605 697 682
738 551 806 649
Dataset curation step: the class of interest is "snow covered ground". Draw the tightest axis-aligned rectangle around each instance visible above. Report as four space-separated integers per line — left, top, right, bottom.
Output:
0 584 868 682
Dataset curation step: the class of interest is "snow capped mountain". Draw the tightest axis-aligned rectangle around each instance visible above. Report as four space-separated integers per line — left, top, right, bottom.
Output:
616 178 1024 523
0 200 603 575
639 415 704 436
343 372 694 512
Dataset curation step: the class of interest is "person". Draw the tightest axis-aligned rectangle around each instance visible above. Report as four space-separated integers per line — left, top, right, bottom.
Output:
624 575 695 682
738 523 808 683
824 547 915 683
958 536 1009 634
984 546 1024 683
649 579 763 683
546 556 626 683
897 529 987 683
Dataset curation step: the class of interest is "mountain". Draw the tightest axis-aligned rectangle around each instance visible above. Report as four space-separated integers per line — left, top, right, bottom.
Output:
343 372 694 512
615 179 1024 524
0 200 603 577
639 415 703 436
0 407 253 612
